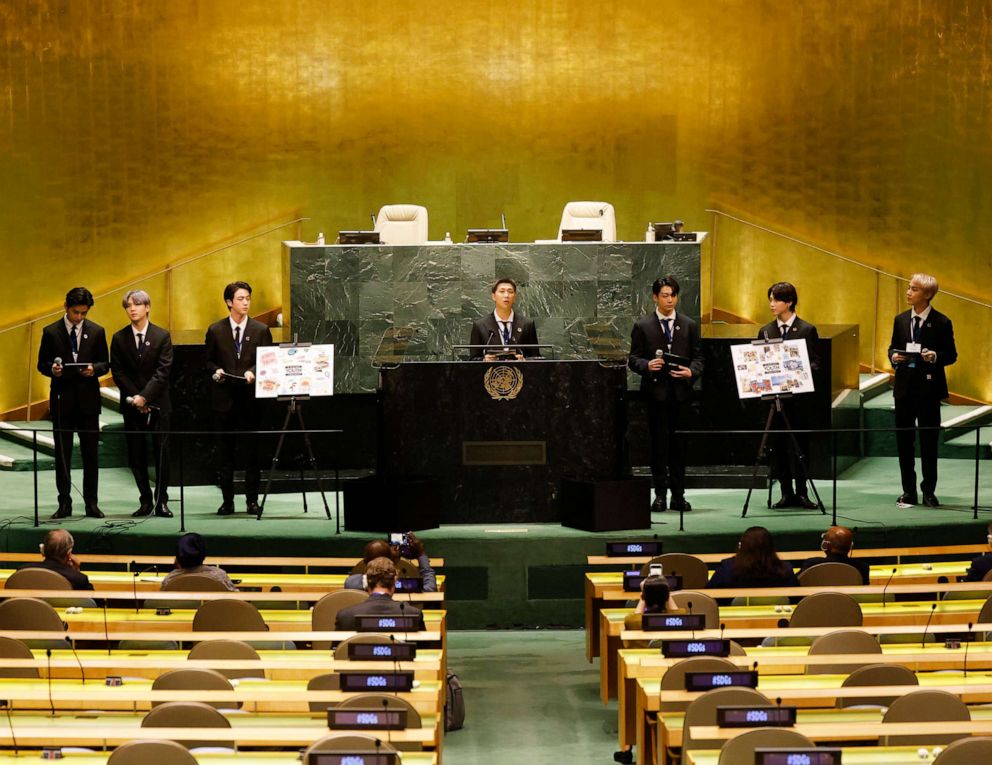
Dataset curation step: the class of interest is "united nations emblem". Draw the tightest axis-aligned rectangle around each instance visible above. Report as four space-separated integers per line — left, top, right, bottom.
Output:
483 365 524 401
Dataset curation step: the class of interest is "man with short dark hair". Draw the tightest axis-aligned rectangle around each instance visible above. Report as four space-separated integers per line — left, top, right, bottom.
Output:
111 290 174 517
628 275 704 513
889 273 957 508
469 278 539 360
205 281 273 516
758 282 821 510
343 533 437 592
335 557 425 631
963 523 992 582
25 529 94 590
37 287 109 519
798 525 869 584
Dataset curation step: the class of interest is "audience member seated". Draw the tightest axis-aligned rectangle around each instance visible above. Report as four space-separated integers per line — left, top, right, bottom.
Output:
344 532 437 592
160 532 237 591
964 522 992 582
706 526 800 589
24 529 93 590
335 557 425 631
798 525 870 584
636 575 679 615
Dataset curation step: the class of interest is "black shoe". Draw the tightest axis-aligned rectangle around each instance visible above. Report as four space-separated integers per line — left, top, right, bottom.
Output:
772 495 797 509
246 501 261 515
796 495 819 510
670 497 692 512
84 504 105 519
132 503 153 517
51 505 72 520
613 750 634 765
651 496 667 513
154 503 174 518
217 503 235 516
922 494 940 508
896 493 918 506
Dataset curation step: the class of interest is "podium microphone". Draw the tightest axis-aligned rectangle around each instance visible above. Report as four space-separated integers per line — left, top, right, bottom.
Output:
964 622 974 678
65 638 86 685
45 649 55 717
370 213 376 227
881 568 897 608
921 603 937 649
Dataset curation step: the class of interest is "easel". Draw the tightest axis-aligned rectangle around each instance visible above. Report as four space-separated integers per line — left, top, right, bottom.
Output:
740 338 825 518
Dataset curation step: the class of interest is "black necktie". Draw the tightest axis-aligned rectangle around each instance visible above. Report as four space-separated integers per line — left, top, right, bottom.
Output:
136 332 144 357
661 318 672 344
780 323 788 338
234 326 242 356
500 322 510 344
912 316 921 343
69 325 78 357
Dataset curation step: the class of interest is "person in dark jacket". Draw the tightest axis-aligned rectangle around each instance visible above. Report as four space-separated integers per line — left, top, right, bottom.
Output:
335 557 424 631
798 525 870 584
343 533 437 593
964 523 992 582
706 526 799 589
25 529 93 590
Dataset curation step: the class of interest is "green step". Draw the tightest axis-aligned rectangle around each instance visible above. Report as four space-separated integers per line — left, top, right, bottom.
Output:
0 412 129 469
0 439 55 471
862 395 992 459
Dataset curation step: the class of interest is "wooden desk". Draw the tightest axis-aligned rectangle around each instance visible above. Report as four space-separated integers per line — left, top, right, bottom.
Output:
0 755 433 765
685 745 954 765
0 553 445 569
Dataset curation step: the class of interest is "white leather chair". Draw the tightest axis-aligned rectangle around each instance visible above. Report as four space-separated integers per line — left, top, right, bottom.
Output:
557 201 616 242
373 204 429 245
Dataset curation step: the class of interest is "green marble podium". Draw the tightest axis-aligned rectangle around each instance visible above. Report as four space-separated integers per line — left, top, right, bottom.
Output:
282 238 705 393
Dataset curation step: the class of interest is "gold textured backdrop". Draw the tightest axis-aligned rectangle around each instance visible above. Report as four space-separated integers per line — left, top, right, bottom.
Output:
1 0 990 410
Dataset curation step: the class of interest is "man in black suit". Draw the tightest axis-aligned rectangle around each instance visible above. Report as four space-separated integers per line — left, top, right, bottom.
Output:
964 523 992 582
335 556 424 631
888 273 957 507
23 529 94 590
36 287 108 519
798 525 870 584
205 281 273 515
628 276 704 513
110 290 173 517
468 278 539 360
758 282 821 509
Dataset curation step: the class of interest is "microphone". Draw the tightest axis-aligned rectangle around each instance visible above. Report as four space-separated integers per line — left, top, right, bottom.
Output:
65 638 86 684
53 356 63 368
125 396 159 410
762 329 769 342
382 696 393 739
132 563 157 614
921 603 937 649
881 568 897 608
720 622 726 642
0 700 17 757
102 597 112 655
686 599 694 638
964 622 973 678
500 212 506 230
370 213 376 227
45 649 55 717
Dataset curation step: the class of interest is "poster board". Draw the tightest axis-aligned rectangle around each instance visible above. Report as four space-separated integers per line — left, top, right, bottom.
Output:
255 344 334 398
730 339 814 399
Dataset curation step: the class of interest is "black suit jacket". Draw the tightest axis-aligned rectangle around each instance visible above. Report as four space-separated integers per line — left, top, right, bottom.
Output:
204 317 273 413
628 311 704 401
798 552 870 585
887 308 957 401
756 317 821 372
334 593 425 631
965 552 992 583
36 318 109 416
469 313 539 359
110 323 173 415
22 559 94 591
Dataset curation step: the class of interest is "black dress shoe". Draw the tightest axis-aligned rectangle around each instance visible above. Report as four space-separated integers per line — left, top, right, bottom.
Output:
217 503 235 516
51 505 72 520
613 749 634 764
796 495 819 510
246 501 261 515
154 503 174 518
896 493 919 506
132 503 153 517
670 498 692 512
84 504 105 519
772 495 797 509
651 496 667 513
922 494 940 508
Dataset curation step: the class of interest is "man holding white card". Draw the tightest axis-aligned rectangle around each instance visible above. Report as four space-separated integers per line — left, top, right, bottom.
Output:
888 273 957 508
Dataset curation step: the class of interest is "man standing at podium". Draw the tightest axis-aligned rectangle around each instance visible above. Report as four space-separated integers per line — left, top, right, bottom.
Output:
469 278 539 360
629 276 703 513
888 273 957 508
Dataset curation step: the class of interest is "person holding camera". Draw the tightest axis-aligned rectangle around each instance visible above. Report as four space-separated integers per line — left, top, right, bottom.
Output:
343 532 437 592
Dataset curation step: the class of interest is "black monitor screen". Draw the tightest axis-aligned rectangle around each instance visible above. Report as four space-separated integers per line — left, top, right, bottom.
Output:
354 615 421 632
684 670 758 691
346 641 417 661
641 612 706 631
660 639 731 658
606 541 663 556
327 707 408 730
339 671 414 693
754 749 841 765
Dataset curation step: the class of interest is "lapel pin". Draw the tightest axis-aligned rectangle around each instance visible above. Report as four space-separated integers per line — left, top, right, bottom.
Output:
83 334 88 340
675 325 680 331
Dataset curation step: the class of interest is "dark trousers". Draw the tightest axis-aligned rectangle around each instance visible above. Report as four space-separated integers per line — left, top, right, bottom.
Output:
123 410 170 507
212 407 261 505
646 397 686 500
51 405 99 507
769 404 810 498
895 393 941 496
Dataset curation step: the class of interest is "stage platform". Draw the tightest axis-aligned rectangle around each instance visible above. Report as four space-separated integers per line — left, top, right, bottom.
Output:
0 457 989 629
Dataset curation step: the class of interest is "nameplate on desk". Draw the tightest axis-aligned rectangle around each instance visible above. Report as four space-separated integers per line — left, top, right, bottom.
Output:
327 707 408 730
337 230 380 245
660 639 730 658
606 541 662 556
683 670 758 691
346 641 417 661
466 228 509 243
340 671 414 692
716 705 796 727
670 232 697 242
394 577 423 593
561 229 602 242
622 571 683 592
641 613 706 631
354 615 421 632
754 748 841 765
308 753 398 765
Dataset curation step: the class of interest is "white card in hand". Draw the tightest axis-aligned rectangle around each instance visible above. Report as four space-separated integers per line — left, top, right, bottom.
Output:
905 342 922 353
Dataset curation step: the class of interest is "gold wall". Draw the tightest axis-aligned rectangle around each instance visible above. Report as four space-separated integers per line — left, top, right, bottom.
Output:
1 0 990 410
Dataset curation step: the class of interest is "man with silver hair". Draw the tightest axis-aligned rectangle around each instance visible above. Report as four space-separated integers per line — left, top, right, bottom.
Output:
22 529 94 590
888 273 957 508
110 289 174 517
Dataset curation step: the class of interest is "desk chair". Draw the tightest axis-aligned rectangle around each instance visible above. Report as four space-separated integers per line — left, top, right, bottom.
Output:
313 590 369 650
305 733 399 756
932 736 992 763
141 700 233 750
0 636 38 678
797 562 863 588
640 554 709 589
682 687 771 753
307 672 342 712
333 632 392 660
0 596 67 648
837 663 918 709
161 573 231 608
188 639 264 680
193 600 290 650
660 657 738 713
805 629 882 675
557 201 617 242
107 739 198 765
880 689 970 746
152 667 239 710
5 567 95 608
717 728 814 765
339 693 422 750
671 591 719 629
373 205 429 245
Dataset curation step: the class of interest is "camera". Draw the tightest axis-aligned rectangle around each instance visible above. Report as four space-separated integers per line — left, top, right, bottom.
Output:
389 532 414 559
